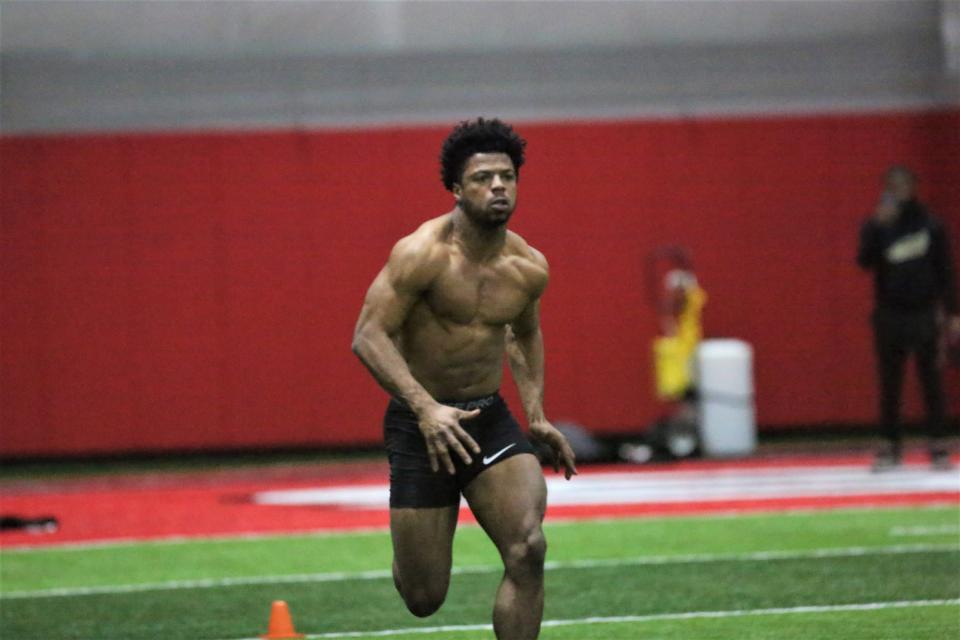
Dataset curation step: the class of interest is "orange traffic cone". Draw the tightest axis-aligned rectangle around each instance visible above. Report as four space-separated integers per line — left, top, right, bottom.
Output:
261 600 305 639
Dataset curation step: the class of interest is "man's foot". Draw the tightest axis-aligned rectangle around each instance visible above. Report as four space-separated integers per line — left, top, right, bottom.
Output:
930 450 955 472
871 449 902 472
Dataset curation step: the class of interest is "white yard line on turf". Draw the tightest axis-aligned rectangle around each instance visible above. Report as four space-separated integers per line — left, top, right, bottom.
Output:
0 526 394 552
889 524 960 537
5 503 956 552
3 543 957 600
213 599 960 640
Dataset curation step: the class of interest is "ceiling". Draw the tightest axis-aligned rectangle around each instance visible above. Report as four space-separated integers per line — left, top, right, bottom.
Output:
2 1 955 133
1 1 941 60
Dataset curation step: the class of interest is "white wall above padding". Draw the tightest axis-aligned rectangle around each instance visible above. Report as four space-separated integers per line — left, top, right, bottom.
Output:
1 0 956 133
1 0 941 59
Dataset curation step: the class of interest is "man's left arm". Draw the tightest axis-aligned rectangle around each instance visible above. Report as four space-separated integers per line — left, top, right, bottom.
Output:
933 220 960 338
507 298 577 480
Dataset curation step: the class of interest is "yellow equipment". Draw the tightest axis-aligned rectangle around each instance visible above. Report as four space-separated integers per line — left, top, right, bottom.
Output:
653 283 707 400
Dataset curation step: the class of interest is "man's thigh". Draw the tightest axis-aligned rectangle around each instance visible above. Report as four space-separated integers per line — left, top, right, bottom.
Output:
463 454 546 549
390 506 459 583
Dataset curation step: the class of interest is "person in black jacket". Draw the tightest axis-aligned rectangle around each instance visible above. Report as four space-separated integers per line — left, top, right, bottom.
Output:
858 165 959 471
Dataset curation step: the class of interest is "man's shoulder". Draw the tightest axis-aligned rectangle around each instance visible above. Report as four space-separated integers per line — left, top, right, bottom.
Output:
504 231 549 293
387 215 453 286
906 201 940 225
392 215 452 258
906 205 949 242
505 230 547 269
921 209 946 231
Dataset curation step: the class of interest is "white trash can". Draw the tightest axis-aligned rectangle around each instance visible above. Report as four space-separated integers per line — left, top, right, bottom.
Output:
695 339 756 457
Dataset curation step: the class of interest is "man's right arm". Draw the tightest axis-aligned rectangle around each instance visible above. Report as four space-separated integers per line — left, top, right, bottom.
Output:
932 220 959 338
858 195 897 269
351 236 438 414
351 236 481 473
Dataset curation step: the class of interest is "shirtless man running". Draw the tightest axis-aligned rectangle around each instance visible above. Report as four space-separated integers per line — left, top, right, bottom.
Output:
352 118 577 639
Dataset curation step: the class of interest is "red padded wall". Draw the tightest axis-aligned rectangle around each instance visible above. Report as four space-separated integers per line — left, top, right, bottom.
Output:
2 110 959 456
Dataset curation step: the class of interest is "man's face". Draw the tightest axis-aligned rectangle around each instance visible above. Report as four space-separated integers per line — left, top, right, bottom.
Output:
885 171 916 203
453 153 517 229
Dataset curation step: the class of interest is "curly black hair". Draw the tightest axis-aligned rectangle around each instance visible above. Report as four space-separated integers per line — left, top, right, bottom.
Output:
439 118 526 191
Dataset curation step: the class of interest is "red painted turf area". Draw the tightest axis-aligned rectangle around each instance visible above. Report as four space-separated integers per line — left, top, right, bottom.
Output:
1 454 956 548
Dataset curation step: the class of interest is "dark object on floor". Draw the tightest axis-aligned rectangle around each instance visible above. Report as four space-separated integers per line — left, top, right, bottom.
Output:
871 449 903 473
538 421 612 464
930 449 956 471
645 408 701 459
0 515 59 533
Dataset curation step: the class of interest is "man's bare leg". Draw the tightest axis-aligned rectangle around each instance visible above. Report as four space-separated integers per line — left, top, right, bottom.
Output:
390 505 459 617
463 454 547 639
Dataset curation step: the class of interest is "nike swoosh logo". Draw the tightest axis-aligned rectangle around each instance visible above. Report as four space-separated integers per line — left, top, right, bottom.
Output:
483 443 517 465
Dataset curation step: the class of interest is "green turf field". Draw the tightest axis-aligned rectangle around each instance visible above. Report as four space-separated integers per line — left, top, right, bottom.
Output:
2 506 958 639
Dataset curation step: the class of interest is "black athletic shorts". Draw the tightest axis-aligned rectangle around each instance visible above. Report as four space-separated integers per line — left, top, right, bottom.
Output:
384 393 537 508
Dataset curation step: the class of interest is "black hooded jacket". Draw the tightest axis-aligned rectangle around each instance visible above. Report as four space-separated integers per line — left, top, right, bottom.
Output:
857 199 957 314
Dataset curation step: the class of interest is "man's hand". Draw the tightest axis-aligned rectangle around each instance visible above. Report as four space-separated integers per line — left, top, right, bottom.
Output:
416 404 482 474
530 420 578 480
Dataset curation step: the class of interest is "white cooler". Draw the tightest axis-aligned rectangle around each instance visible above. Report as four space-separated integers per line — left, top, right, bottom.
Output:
695 339 756 457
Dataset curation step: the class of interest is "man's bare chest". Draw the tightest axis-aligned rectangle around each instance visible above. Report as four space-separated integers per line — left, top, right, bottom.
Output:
425 260 531 326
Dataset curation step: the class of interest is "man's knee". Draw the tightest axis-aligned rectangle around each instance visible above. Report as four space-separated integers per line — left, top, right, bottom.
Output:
393 563 448 618
504 527 547 578
398 583 447 618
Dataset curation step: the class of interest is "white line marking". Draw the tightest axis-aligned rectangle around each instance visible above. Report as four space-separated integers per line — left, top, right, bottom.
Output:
5 503 956 552
889 525 960 537
3 543 956 600
252 465 960 508
212 599 960 639
538 599 960 628
0 526 392 553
